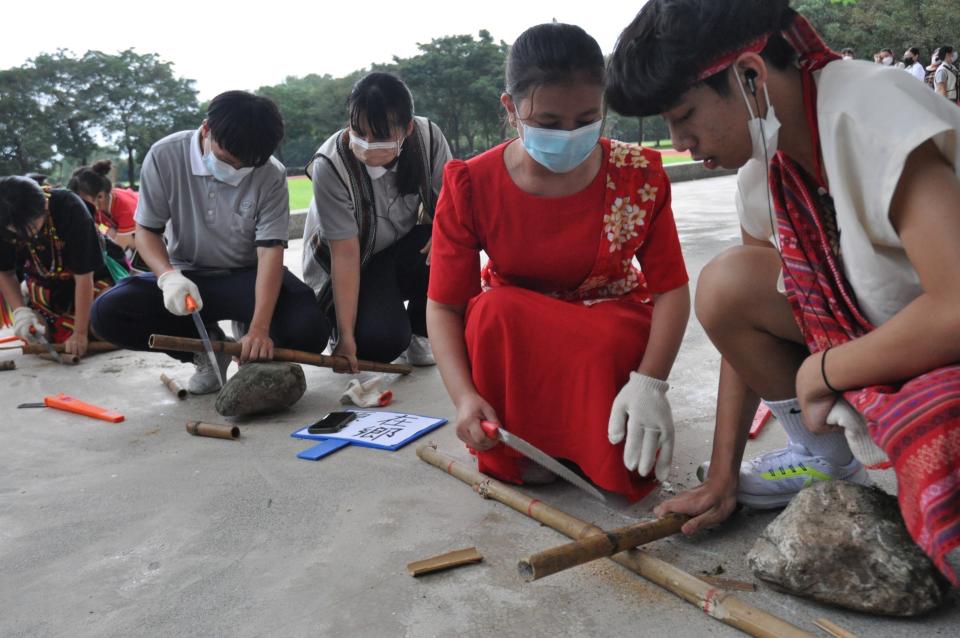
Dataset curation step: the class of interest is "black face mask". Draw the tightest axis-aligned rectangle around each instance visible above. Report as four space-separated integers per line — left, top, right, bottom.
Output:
903 57 914 65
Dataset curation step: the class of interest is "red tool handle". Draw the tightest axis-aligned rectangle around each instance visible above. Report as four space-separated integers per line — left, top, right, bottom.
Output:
185 294 198 313
480 420 501 440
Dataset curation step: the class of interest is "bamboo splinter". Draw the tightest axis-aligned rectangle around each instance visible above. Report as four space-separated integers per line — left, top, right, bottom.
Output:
519 513 688 581
417 445 816 638
149 334 413 375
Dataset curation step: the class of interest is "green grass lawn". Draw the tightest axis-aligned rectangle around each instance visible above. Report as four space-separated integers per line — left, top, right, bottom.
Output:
288 176 313 210
287 151 693 209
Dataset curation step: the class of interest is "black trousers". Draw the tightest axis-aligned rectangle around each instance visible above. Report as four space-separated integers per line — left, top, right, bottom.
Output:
337 224 431 363
91 267 328 363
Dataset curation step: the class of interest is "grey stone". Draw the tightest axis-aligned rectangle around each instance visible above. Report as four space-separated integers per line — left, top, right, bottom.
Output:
748 480 948 616
214 362 306 416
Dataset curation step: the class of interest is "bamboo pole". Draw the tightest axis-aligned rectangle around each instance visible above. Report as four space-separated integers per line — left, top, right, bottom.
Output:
417 444 816 638
519 513 688 581
160 373 187 399
21 342 119 356
148 334 412 375
186 421 239 440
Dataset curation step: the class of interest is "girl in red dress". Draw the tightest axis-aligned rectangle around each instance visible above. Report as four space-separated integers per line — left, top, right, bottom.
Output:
427 23 691 501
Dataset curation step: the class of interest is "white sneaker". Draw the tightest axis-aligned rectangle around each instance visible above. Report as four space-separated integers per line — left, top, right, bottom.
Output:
404 334 435 366
187 350 232 395
697 442 872 509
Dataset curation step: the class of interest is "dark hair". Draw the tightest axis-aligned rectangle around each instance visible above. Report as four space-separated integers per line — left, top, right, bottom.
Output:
505 23 604 100
26 173 48 186
941 45 955 58
841 47 855 57
348 72 414 140
0 176 47 240
346 72 424 196
207 90 284 168
881 48 894 56
68 159 113 198
908 47 920 57
606 0 798 116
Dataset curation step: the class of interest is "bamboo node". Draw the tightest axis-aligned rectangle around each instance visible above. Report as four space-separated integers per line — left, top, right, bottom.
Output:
475 480 494 499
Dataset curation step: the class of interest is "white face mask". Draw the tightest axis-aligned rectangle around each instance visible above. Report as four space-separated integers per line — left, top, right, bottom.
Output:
203 137 253 186
881 56 894 66
737 78 781 166
349 132 403 154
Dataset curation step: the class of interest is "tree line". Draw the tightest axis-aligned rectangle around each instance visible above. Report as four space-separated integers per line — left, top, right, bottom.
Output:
4 2 955 183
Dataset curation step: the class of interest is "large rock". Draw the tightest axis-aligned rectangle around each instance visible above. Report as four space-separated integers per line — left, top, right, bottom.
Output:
215 362 306 417
748 480 948 616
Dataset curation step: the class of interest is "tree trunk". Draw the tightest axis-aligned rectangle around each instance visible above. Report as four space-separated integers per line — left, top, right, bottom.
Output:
127 147 136 189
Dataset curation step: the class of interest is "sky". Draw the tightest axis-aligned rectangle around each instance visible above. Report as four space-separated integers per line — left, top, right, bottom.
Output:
3 1 646 100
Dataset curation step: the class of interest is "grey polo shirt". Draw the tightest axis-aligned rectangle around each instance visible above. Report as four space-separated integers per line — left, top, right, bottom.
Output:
309 116 450 254
135 129 290 271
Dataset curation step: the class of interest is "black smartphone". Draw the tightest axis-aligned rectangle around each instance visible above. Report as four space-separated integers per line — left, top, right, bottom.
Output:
307 411 357 434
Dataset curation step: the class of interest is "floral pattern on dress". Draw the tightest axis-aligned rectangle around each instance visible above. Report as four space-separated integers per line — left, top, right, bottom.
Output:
604 196 646 253
639 183 658 203
483 139 665 307
610 142 651 169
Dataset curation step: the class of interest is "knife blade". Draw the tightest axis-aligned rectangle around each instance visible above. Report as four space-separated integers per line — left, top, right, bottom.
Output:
29 327 62 364
185 294 224 389
480 421 606 502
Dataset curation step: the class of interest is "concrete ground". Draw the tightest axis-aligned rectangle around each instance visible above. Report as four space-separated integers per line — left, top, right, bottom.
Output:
1 174 957 638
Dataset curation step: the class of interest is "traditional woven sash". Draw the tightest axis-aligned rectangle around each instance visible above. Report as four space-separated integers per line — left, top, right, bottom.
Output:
768 14 960 585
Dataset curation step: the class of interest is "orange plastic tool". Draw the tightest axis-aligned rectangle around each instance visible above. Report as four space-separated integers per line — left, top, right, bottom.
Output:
44 393 125 423
748 404 772 439
0 335 24 345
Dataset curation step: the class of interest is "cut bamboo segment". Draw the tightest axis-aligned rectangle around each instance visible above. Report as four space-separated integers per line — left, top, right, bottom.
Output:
160 373 188 399
519 513 687 581
186 421 239 440
417 444 816 638
407 547 483 576
0 360 15 371
813 618 859 638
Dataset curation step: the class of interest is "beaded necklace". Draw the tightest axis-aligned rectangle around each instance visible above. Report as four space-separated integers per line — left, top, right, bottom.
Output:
22 192 68 281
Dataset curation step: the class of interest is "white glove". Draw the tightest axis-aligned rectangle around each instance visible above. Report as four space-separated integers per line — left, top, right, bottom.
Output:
340 375 393 408
608 372 675 481
826 399 889 467
157 270 202 316
12 306 46 341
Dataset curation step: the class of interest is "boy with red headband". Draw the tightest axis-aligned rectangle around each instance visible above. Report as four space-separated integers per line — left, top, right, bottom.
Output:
607 0 960 586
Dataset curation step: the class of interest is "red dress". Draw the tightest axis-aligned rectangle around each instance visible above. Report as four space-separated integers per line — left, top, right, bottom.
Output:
429 139 688 501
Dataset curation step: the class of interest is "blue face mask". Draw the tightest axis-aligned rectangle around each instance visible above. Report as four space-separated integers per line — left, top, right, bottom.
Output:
516 116 603 173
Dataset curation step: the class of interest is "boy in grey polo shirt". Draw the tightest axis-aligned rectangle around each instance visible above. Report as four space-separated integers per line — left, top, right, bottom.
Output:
92 91 327 394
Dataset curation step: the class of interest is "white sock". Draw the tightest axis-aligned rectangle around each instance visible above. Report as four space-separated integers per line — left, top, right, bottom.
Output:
764 397 854 466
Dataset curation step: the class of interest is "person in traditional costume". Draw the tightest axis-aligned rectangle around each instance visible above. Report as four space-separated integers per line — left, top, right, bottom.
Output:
607 0 960 585
0 176 113 358
302 72 452 373
427 23 691 501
